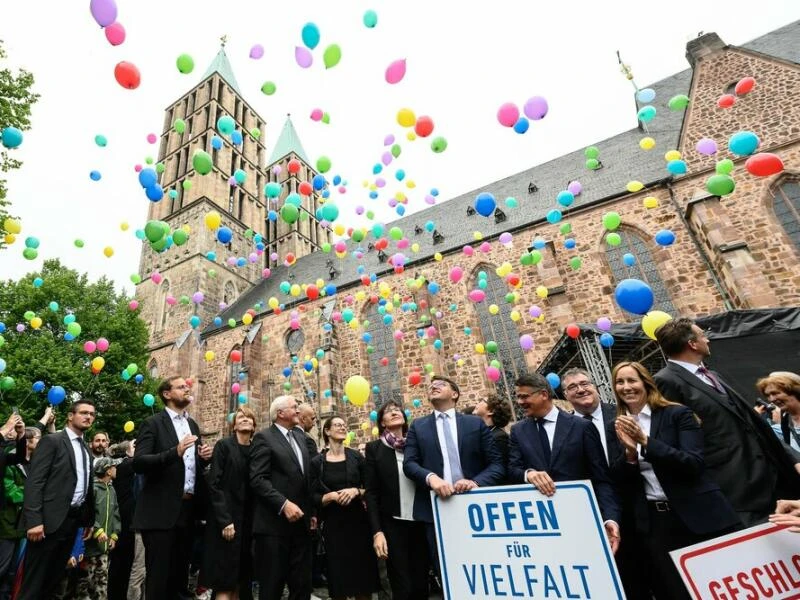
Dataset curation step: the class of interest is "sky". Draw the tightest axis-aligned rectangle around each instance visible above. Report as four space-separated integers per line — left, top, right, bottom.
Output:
1 0 798 296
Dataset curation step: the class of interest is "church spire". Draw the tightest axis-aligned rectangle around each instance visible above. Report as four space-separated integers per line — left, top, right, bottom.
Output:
269 114 309 164
201 41 242 95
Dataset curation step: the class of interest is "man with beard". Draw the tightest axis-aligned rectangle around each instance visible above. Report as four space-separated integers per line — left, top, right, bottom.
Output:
90 431 110 459
133 376 212 599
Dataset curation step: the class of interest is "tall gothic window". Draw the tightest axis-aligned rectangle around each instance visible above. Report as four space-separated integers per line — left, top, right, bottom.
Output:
158 280 171 331
365 303 402 409
773 180 800 250
605 229 675 314
223 281 237 306
472 267 527 420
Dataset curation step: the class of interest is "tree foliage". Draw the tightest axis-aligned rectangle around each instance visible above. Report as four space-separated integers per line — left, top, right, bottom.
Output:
0 40 40 246
0 260 158 440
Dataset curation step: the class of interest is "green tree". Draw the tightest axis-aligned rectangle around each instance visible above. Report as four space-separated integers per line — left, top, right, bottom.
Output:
0 259 158 439
0 40 40 246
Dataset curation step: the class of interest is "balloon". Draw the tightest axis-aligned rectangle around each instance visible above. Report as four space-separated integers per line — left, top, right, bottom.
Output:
717 94 736 109
519 334 534 351
664 150 681 162
316 156 331 173
715 159 734 175
734 77 755 96
486 366 501 382
193 150 213 175
91 357 106 371
728 131 760 156
637 105 656 122
385 59 406 84
474 192 496 217
642 310 673 340
695 138 717 155
344 376 370 407
32 380 45 392
565 324 580 339
602 212 621 231
706 174 735 196
513 118 529 134
546 373 560 390
666 160 687 175
249 44 265 59
90 0 117 27
89 170 102 181
104 21 126 46
637 88 656 103
745 153 784 177
323 44 342 69
523 96 548 120
205 211 221 230
261 81 277 95
96 337 110 352
430 137 447 153
301 22 320 49
143 393 155 407
667 95 690 111
48 385 66 405
414 116 434 137
84 340 97 353
363 9 378 27
654 230 676 246
599 333 615 348
615 279 654 315
114 61 140 89
497 102 520 128
216 227 233 244
639 137 656 150
397 108 416 128
176 53 194 74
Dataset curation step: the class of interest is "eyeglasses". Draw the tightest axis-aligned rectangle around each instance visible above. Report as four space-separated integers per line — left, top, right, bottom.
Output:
171 384 189 390
429 382 450 391
516 390 543 400
329 423 347 429
565 381 594 393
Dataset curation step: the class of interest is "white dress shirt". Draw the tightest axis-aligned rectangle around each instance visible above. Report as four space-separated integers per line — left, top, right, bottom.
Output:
630 405 668 501
66 428 90 506
166 407 195 494
433 408 460 484
275 423 304 472
584 403 609 463
668 359 718 389
394 448 416 521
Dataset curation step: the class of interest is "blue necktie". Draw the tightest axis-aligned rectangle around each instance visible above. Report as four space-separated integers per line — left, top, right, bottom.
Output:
535 418 552 466
438 413 464 483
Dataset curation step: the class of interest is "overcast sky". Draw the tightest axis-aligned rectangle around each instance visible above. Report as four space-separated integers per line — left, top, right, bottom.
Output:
2 1 797 295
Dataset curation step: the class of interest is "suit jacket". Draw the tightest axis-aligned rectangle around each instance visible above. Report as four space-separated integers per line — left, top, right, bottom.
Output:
23 430 94 533
206 436 251 530
364 440 408 535
606 404 741 535
490 427 510 473
403 413 504 523
509 411 621 523
249 425 312 536
132 410 208 530
304 432 320 458
655 362 800 513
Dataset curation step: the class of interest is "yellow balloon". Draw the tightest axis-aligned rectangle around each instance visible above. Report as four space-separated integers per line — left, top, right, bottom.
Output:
204 351 215 361
333 223 345 236
91 357 105 371
639 137 656 150
397 108 416 128
316 278 325 288
488 304 500 315
473 231 483 241
434 253 443 261
4 234 15 245
242 313 253 325
372 426 379 437
360 422 369 431
344 375 370 407
665 150 681 162
120 222 129 231
336 251 346 259
643 196 659 209
30 317 42 329
510 310 521 322
123 421 135 433
355 291 366 302
641 311 673 340
205 211 221 230
289 284 301 297
349 319 360 330
411 243 420 253
3 218 21 234
626 181 644 193
457 359 465 367
268 297 279 309
103 246 114 258
406 131 416 141
475 343 485 354
406 180 416 189
496 262 512 277
536 286 549 299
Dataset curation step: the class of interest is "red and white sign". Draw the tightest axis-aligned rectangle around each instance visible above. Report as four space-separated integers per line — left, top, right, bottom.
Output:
670 523 800 600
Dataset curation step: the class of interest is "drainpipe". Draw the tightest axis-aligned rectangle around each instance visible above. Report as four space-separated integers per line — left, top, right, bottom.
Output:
666 182 734 311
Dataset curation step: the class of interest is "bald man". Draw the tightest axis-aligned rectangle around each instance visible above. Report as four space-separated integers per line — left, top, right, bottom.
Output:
298 404 319 458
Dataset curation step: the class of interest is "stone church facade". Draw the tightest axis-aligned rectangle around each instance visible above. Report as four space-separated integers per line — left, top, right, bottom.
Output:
135 23 800 446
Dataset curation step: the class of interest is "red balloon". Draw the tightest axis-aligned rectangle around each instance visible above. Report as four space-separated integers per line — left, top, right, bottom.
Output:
360 275 371 286
298 181 312 196
369 294 379 304
506 273 520 287
380 357 389 367
414 116 434 138
408 372 422 386
114 61 140 90
230 350 242 363
745 153 784 177
374 238 389 251
394 265 404 274
734 77 755 96
716 94 736 109
287 159 301 174
305 285 319 300
565 324 581 339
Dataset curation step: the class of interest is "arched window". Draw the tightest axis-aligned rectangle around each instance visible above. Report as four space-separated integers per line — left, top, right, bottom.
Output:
472 266 527 419
364 303 402 409
148 360 158 379
223 281 238 306
158 280 171 331
773 179 800 250
605 229 675 314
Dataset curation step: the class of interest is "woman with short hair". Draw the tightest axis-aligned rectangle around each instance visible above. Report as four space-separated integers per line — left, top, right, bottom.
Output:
756 372 800 451
473 394 512 468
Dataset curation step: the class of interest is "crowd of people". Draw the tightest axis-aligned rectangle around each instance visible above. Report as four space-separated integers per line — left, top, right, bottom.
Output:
1 315 799 600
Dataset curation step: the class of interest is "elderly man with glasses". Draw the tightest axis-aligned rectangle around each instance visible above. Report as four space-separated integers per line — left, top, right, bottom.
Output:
562 368 616 463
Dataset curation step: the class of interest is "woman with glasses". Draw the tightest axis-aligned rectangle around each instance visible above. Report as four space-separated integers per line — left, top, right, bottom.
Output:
364 401 429 600
310 416 379 600
608 361 741 599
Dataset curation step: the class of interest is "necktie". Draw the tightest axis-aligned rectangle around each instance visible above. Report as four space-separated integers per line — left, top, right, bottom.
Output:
582 413 594 422
535 418 552 466
697 366 725 395
76 438 90 505
287 430 304 473
438 413 464 484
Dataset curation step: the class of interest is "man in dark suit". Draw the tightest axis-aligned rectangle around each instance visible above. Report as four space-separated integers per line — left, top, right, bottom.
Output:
654 317 800 526
250 395 313 600
509 372 621 552
132 375 212 600
403 376 505 572
562 368 616 463
298 403 319 458
19 399 96 600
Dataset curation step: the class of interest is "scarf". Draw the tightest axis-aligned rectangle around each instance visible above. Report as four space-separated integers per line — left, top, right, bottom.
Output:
381 430 406 452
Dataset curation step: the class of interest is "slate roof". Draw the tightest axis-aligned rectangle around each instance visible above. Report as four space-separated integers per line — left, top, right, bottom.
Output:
269 116 310 164
206 20 800 334
202 48 242 96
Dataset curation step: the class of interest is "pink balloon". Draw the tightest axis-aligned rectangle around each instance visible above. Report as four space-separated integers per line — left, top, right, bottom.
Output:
128 300 139 310
523 96 549 120
83 341 97 354
151 272 162 284
96 338 110 352
231 383 241 394
393 330 404 340
166 295 177 306
479 242 491 253
385 59 406 84
146 133 157 144
567 181 582 195
262 268 271 278
696 138 718 156
295 46 313 68
449 267 464 283
497 102 520 128
249 44 265 59
463 245 474 256
596 317 612 331
468 289 486 302
519 334 534 351
499 232 513 245
104 21 126 46
486 366 501 382
310 108 323 121
397 238 409 249
90 0 117 27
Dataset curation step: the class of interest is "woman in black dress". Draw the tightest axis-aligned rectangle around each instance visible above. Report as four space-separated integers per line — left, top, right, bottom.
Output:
474 394 511 470
200 406 256 600
311 415 379 600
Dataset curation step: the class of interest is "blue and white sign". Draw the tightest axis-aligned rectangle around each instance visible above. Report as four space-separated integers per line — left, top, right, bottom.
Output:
432 481 625 599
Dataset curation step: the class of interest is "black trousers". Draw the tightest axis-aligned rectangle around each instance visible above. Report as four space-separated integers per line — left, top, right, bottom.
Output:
141 500 195 599
383 518 429 600
253 532 311 600
17 512 82 600
107 527 135 600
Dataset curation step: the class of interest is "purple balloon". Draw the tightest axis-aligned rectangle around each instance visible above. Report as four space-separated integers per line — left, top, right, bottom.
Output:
567 180 582 196
383 134 395 146
519 334 534 351
250 44 265 59
523 96 548 120
381 152 393 166
90 0 118 27
529 305 542 318
696 138 718 156
295 46 313 69
596 316 612 331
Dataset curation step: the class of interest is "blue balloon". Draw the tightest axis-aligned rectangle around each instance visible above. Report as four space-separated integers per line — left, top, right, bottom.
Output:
145 184 164 202
213 316 222 326
599 333 615 348
654 230 676 246
33 278 43 288
564 238 576 250
301 22 321 49
622 253 636 266
532 238 546 250
728 131 760 156
90 170 102 181
667 160 687 175
134 374 144 384
282 367 292 377
322 190 331 199
0 323 5 333
395 169 405 181
513 117 529 134
425 221 435 232
211 136 223 150
614 278 654 315
217 227 233 244
138 168 157 188
231 130 243 145
1 126 23 149
431 188 439 196
47 385 66 405
545 373 561 390
0 358 5 374
474 192 496 217
64 333 75 342
268 210 278 221
368 190 378 199
189 315 201 328
32 380 45 392
396 205 405 216
324 284 337 296
372 164 382 175
362 333 373 343
428 282 440 294
637 88 656 103
135 229 146 240
546 209 562 224
206 251 217 261
236 257 246 267
312 174 326 190
557 191 574 207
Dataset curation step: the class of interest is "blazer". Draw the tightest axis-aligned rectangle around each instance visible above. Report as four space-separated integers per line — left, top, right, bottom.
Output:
508 411 621 524
132 410 208 530
206 436 251 530
0 437 26 512
23 430 94 533
249 424 312 536
403 412 504 523
655 362 800 513
490 427 510 472
304 432 320 459
310 447 366 510
606 404 741 535
364 440 410 535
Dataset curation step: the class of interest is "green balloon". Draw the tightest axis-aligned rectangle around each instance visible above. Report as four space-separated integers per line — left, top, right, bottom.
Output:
366 210 375 220
0 377 15 391
145 156 154 165
559 223 572 235
715 159 734 175
504 293 516 303
193 150 213 175
323 44 342 69
316 156 332 173
321 112 331 124
586 158 600 170
172 229 189 246
176 53 195 74
321 242 331 253
67 321 82 337
228 318 236 328
261 81 276 95
174 119 186 134
155 163 165 174
182 180 192 190
668 94 690 111
706 174 736 196
391 144 402 158
520 253 534 266
22 248 37 260
431 137 448 153
250 127 261 139
74 239 85 248
584 146 600 159
208 269 217 278
23 310 35 320
150 236 169 252
602 212 622 231
363 9 378 27
280 204 299 224
144 220 167 243
130 274 142 284
569 256 583 270
95 134 108 147
0 335 4 348
606 232 622 247
179 295 190 305
127 363 138 375
389 226 403 240
352 229 364 242
486 341 498 354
